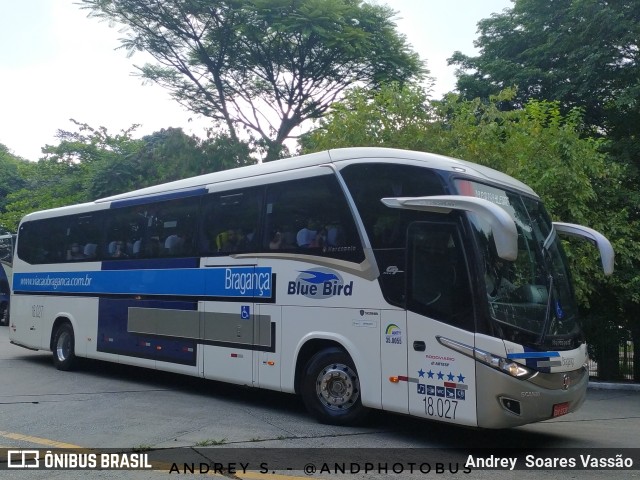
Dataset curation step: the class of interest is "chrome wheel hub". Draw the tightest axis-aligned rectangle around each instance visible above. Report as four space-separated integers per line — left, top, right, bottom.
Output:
316 363 359 410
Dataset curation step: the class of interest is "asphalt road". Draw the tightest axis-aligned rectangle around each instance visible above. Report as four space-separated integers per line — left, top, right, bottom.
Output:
1 325 638 479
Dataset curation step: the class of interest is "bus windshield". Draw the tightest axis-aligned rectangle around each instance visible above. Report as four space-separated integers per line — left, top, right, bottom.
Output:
456 180 579 350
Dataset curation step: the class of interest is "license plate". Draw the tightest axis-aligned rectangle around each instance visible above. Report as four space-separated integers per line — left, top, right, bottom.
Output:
553 402 570 417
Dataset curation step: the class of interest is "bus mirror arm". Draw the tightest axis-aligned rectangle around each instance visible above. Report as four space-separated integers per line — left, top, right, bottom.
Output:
553 222 615 276
381 195 518 261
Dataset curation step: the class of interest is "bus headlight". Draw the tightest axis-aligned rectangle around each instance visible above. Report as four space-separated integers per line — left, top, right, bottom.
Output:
475 348 536 379
437 336 537 380
502 359 533 378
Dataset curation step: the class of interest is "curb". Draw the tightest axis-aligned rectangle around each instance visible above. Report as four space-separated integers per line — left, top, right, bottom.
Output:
588 382 640 392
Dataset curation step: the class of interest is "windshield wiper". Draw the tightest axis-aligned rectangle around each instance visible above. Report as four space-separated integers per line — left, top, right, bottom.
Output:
538 228 556 347
537 274 554 346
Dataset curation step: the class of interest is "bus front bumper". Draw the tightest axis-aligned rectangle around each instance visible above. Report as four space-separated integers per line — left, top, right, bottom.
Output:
475 363 588 429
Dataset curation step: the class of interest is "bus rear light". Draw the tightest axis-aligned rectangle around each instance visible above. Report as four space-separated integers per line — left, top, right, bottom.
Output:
389 376 400 383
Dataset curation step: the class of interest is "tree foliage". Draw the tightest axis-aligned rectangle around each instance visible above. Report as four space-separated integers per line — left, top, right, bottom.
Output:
0 144 30 233
0 145 28 214
301 82 437 152
448 0 640 169
80 0 426 161
0 122 253 232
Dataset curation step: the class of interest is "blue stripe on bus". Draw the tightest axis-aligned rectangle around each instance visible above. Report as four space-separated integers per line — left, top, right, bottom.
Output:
13 266 273 299
108 187 208 209
506 351 560 359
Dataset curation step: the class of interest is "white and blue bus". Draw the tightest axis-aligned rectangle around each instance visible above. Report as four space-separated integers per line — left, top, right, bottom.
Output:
9 148 613 428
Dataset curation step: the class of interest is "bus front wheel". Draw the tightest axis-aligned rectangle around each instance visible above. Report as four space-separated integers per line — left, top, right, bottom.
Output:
52 323 76 371
300 348 367 425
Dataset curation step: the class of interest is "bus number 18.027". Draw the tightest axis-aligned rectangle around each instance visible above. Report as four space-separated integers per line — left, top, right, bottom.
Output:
426 397 458 420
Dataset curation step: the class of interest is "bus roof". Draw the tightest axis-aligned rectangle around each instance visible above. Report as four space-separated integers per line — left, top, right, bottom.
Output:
20 148 537 222
97 147 536 204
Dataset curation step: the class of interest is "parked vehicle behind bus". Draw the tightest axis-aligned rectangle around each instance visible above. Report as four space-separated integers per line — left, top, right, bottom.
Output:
9 148 613 428
0 234 15 326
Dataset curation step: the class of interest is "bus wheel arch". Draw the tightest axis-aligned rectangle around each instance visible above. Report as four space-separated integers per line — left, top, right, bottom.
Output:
297 343 367 425
50 318 77 371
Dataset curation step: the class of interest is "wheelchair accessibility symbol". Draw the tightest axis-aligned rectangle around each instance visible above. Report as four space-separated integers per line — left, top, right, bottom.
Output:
241 305 251 319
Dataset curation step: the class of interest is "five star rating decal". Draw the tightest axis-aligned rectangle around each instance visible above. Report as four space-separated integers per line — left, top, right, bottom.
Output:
417 369 468 401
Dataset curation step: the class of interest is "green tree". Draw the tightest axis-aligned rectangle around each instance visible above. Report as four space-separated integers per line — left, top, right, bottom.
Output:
448 0 640 168
0 158 88 232
88 128 254 198
301 82 437 152
0 144 29 223
0 121 255 231
81 0 426 161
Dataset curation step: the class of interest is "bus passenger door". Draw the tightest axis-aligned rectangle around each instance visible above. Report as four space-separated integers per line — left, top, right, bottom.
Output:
201 264 259 386
405 222 478 427
255 304 281 391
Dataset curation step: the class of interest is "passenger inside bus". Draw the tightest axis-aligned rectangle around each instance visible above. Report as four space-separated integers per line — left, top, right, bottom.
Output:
67 243 86 261
296 218 318 247
110 240 129 258
84 243 98 259
269 230 283 250
164 232 185 255
216 229 238 252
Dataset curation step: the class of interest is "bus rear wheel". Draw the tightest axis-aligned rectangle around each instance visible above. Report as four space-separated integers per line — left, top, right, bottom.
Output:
300 348 367 425
52 323 76 371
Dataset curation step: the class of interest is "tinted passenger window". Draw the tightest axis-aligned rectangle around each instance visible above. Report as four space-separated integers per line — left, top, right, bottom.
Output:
340 163 446 306
201 187 263 255
18 213 103 264
340 163 445 248
106 198 198 259
264 175 364 262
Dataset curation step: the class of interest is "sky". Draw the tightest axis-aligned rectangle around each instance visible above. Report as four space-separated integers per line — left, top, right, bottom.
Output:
0 0 512 161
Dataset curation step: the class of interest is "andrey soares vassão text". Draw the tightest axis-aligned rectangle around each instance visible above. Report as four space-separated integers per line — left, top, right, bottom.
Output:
466 454 635 470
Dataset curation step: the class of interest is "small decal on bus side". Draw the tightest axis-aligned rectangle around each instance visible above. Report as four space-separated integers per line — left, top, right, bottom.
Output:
385 324 403 345
353 320 377 328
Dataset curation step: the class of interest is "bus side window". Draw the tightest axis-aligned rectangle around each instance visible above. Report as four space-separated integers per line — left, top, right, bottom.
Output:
201 187 263 255
407 222 474 331
264 175 364 263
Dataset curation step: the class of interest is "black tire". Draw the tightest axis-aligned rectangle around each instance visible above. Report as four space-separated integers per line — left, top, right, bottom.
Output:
52 323 77 371
300 347 367 425
0 303 8 326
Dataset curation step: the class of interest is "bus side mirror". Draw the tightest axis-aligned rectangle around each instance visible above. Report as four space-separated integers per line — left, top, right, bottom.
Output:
381 195 518 261
553 222 615 275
